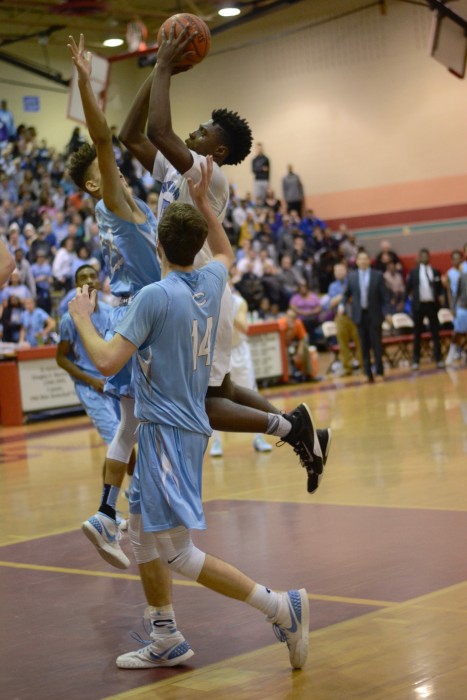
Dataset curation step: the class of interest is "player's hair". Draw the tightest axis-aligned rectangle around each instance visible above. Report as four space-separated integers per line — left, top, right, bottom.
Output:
75 263 97 284
67 143 97 192
158 202 208 266
211 108 253 166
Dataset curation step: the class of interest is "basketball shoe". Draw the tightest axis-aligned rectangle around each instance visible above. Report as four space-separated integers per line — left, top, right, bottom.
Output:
81 512 130 569
280 403 323 484
253 435 273 452
268 589 309 669
210 437 223 457
116 608 194 669
307 429 332 494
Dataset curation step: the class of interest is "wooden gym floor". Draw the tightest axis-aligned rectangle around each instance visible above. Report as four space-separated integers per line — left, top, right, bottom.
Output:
0 359 466 700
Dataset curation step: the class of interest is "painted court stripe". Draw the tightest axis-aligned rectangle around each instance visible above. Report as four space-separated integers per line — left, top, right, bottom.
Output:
0 560 395 607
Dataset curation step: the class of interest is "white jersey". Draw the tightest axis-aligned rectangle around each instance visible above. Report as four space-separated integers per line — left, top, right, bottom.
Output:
153 150 233 386
230 292 256 391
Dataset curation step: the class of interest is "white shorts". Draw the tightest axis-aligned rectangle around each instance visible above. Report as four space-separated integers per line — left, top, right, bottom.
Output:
230 340 256 391
209 284 233 387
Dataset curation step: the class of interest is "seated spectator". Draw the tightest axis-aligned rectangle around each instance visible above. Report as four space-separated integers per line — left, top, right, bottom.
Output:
276 254 301 306
384 260 405 314
238 210 260 247
0 295 23 342
261 262 286 310
7 222 27 255
374 240 403 273
300 209 326 238
31 251 53 313
293 253 318 292
316 248 339 293
236 248 264 278
234 268 264 312
28 222 55 263
71 242 100 279
339 231 359 266
13 247 36 296
19 297 56 346
289 280 322 344
2 269 32 303
264 188 281 213
278 309 314 381
52 236 76 292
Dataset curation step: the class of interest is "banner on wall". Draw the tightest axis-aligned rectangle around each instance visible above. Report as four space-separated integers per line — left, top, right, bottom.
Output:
18 357 81 412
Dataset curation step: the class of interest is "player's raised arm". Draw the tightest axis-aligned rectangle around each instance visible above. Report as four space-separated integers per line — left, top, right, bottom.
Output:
119 71 158 173
67 34 133 219
147 23 194 174
187 157 234 269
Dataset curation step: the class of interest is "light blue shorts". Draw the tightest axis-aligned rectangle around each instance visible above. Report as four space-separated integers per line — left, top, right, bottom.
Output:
104 305 134 398
454 307 467 334
74 382 120 444
129 422 208 532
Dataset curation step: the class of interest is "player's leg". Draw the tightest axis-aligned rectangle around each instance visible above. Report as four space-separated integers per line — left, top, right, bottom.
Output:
155 526 309 670
82 395 138 569
115 513 193 669
206 374 328 491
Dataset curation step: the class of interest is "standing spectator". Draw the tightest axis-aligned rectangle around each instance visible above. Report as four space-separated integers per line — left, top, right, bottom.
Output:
405 248 444 370
445 271 467 366
282 165 304 215
19 297 56 346
339 231 359 267
0 99 15 144
31 251 53 313
344 250 391 382
328 262 363 376
384 260 405 314
445 249 463 309
289 281 322 344
251 143 270 205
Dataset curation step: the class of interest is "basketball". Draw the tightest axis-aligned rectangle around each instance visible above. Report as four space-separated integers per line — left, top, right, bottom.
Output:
157 13 211 68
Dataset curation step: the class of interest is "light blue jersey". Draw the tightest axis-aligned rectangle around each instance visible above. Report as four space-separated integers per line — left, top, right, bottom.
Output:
116 261 228 436
59 302 113 381
21 307 49 346
95 197 160 298
59 302 120 444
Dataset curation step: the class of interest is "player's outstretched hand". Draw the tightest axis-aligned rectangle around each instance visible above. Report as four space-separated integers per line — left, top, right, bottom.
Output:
68 33 92 81
69 284 97 321
187 156 213 208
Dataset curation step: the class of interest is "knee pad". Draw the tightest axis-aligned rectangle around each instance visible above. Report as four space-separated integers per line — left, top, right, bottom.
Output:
106 396 139 463
154 527 206 580
129 514 160 565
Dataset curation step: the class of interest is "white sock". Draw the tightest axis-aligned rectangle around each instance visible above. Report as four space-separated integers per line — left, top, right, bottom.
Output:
265 413 292 438
147 604 177 638
246 584 281 619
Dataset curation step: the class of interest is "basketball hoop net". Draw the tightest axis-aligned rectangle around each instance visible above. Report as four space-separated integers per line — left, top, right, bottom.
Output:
126 18 148 52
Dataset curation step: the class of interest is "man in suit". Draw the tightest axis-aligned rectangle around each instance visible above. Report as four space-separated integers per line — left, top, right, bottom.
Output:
405 248 444 370
343 249 391 382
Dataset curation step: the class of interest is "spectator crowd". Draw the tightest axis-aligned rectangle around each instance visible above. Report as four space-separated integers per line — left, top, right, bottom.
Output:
0 112 466 382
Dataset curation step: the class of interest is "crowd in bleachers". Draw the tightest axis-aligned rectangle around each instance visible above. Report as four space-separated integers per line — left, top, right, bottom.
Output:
0 115 466 381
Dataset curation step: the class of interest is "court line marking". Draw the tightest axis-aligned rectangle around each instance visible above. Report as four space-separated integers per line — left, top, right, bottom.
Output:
0 559 395 607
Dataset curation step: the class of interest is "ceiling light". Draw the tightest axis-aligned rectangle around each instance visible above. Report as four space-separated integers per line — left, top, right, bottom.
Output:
103 38 124 47
218 7 241 17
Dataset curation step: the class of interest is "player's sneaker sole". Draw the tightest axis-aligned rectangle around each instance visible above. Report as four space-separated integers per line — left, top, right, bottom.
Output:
307 429 332 494
81 517 130 570
116 639 194 668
